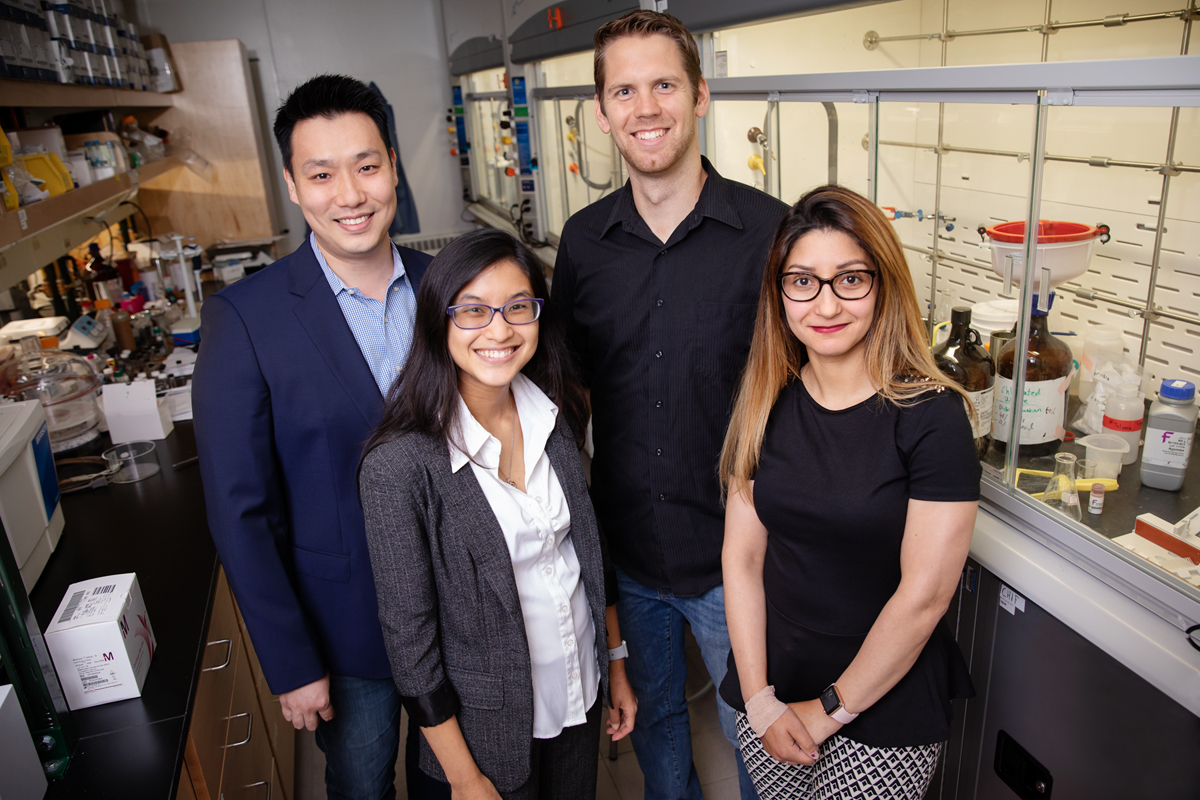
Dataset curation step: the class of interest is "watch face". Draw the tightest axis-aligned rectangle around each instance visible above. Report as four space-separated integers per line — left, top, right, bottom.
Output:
820 684 841 715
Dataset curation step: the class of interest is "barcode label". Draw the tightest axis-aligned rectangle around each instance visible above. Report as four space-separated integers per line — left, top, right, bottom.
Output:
92 584 116 596
59 591 85 623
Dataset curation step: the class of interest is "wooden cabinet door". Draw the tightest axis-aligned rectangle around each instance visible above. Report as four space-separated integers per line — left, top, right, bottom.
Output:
176 762 198 800
190 569 240 797
233 592 295 800
218 640 275 800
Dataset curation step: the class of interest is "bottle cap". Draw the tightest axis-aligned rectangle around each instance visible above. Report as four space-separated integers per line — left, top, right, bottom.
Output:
1091 483 1104 494
950 306 972 325
1116 383 1138 396
1158 379 1196 401
1030 293 1055 315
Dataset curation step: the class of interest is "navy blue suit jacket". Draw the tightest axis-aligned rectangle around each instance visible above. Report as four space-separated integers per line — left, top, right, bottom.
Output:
192 240 431 694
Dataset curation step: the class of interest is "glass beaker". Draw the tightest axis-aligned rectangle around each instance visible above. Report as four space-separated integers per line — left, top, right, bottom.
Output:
1041 452 1082 521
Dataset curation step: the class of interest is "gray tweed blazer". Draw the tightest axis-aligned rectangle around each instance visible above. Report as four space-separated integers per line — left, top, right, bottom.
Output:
359 414 610 792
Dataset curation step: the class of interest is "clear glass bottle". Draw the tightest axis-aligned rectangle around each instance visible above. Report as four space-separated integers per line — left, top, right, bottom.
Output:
933 306 996 458
993 293 1074 458
1042 452 1082 521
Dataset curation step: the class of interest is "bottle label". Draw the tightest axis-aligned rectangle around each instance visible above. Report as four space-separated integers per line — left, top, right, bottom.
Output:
1103 415 1142 433
1089 493 1104 514
1142 427 1193 469
992 376 1067 445
968 387 994 439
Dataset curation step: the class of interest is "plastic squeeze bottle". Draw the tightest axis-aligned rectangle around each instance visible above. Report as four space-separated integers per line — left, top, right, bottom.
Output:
1140 379 1197 492
1102 383 1144 466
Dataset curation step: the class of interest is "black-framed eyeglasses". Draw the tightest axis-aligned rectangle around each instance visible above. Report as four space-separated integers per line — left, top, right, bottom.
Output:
446 298 544 329
779 270 877 302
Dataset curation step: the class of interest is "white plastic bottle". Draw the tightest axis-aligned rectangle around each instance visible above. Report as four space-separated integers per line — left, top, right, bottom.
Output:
1140 380 1197 492
1102 383 1144 466
1080 326 1125 399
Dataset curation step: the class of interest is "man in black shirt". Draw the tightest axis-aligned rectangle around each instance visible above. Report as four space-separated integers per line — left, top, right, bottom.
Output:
552 10 787 800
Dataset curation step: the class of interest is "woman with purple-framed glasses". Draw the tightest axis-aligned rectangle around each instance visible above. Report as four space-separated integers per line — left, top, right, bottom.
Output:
358 228 637 799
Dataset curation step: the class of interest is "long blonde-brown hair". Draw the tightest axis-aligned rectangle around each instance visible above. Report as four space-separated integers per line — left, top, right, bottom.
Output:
719 185 968 499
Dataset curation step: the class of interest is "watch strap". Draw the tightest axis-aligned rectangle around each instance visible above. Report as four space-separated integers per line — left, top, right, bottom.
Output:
608 640 628 661
822 683 859 724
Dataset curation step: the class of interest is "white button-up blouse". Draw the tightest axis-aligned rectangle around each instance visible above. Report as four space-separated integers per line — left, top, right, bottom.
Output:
449 373 598 738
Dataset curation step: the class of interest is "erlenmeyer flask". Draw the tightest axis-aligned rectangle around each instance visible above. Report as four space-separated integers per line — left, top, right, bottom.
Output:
1042 452 1082 521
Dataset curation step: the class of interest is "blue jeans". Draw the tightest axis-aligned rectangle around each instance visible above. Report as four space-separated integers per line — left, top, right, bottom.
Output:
315 675 450 800
615 567 758 800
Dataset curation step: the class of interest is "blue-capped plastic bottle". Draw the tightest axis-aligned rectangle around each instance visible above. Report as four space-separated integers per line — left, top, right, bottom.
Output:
1139 379 1197 491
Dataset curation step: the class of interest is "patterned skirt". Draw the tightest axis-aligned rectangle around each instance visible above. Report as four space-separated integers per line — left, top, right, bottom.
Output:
735 712 943 800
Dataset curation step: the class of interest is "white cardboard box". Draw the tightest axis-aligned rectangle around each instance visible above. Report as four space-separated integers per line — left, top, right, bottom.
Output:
101 381 174 444
0 684 48 800
44 574 157 710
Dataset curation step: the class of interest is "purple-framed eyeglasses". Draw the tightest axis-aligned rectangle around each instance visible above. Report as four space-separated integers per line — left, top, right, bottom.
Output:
446 298 544 329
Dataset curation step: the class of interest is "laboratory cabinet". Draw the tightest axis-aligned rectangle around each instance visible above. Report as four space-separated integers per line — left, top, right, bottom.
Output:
181 568 294 800
936 552 1200 800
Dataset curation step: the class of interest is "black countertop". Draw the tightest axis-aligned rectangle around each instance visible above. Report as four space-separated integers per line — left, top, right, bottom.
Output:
28 423 218 800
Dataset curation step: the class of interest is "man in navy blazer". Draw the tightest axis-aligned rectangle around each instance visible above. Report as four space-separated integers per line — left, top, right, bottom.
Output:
193 75 445 800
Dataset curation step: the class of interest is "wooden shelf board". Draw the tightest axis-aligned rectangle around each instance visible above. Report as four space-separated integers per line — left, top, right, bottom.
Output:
0 77 175 108
0 157 182 252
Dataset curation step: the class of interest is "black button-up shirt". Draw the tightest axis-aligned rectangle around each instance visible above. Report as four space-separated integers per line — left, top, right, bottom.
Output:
552 158 788 596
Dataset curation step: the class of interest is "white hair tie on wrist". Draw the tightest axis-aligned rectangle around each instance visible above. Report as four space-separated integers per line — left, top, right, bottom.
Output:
745 684 788 739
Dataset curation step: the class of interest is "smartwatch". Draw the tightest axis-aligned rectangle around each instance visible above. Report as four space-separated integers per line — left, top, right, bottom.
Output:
608 640 629 661
820 683 859 725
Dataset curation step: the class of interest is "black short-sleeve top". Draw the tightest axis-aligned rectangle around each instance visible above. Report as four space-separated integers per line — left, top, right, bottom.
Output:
719 379 981 748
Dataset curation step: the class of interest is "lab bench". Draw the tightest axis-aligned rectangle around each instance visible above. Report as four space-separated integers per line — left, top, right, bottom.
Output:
22 424 213 799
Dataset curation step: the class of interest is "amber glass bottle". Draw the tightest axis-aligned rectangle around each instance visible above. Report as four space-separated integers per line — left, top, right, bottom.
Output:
933 306 996 458
993 293 1073 458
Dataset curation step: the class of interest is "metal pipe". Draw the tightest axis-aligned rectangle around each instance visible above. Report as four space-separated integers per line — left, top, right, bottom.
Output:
555 98 571 223
876 139 1200 173
929 100 946 341
1138 4 1194 362
1004 99 1050 486
902 243 1200 330
1041 0 1054 62
822 102 838 185
864 8 1190 47
927 0 950 341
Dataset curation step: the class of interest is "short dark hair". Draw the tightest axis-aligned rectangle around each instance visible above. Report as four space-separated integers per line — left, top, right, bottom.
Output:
593 10 702 108
363 229 589 460
274 74 392 173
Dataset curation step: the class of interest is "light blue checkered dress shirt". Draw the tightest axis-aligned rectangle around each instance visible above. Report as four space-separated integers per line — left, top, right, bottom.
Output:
311 233 417 396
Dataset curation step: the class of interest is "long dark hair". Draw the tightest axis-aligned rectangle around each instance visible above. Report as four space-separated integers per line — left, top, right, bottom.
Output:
364 228 589 457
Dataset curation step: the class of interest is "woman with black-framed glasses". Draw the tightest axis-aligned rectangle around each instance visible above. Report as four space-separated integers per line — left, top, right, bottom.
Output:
718 186 980 799
358 228 637 799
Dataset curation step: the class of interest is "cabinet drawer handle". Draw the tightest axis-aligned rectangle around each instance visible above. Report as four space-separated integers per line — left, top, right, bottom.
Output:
1187 624 1200 654
223 711 253 747
243 779 271 800
203 639 233 672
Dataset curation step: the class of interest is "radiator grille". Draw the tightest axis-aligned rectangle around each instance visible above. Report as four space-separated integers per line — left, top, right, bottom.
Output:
392 233 462 255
